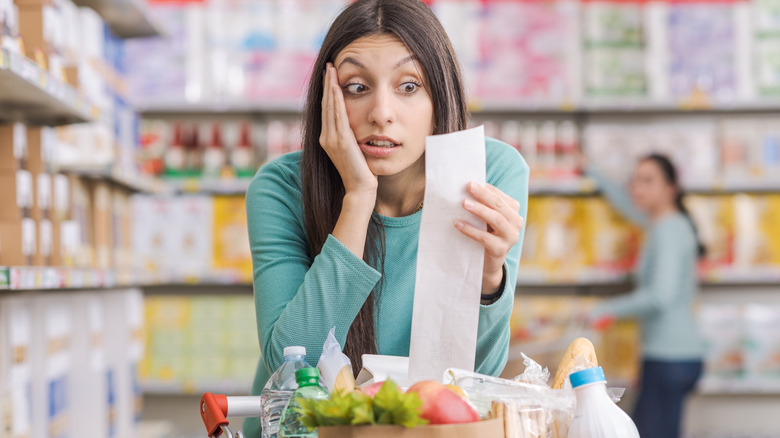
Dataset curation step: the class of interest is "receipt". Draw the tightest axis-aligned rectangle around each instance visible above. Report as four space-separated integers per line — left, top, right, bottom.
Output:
408 126 486 382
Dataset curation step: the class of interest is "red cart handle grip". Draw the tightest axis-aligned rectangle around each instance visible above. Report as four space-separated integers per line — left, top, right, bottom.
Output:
201 393 229 437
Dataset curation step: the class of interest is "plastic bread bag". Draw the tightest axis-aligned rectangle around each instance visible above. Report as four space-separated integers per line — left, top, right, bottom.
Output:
512 353 551 387
316 327 355 392
445 368 624 438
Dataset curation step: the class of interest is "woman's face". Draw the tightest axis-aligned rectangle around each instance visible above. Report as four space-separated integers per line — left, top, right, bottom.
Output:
630 159 677 213
333 34 434 178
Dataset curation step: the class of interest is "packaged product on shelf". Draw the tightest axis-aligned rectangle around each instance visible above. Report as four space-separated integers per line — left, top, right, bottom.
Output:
49 174 69 266
202 123 227 179
0 0 19 48
755 36 780 96
69 292 109 438
667 1 738 102
140 295 192 389
68 174 92 268
0 123 28 173
743 303 780 390
31 293 72 438
89 179 113 270
554 120 580 178
584 47 646 97
212 195 251 283
582 0 643 46
519 197 588 277
686 195 735 270
102 289 144 438
733 194 780 268
171 195 213 280
111 186 133 274
0 167 33 220
231 121 256 178
130 195 168 276
475 0 577 104
16 0 65 75
0 296 34 438
0 216 36 266
698 303 744 391
582 197 641 273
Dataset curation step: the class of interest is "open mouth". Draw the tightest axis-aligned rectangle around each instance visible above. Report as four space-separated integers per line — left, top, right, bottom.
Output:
365 139 400 148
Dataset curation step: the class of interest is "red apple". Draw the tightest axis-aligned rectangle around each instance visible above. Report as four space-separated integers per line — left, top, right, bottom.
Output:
359 381 385 397
406 381 479 425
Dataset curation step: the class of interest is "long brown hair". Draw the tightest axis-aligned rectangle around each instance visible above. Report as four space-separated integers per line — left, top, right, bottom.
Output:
643 154 706 258
300 0 468 372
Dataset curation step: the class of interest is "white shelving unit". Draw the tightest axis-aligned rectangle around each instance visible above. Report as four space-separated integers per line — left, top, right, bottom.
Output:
0 48 95 125
72 0 160 38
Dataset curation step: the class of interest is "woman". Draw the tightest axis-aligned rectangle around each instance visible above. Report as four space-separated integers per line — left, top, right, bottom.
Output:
243 0 528 436
586 154 705 438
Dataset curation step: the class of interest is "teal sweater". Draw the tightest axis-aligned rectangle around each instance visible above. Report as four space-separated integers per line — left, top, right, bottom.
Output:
243 138 528 437
588 169 704 361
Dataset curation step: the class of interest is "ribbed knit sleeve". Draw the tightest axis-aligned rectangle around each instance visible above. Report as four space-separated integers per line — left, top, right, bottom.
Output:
245 155 382 374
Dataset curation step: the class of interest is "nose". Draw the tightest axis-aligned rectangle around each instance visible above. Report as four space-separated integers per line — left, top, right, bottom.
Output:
367 88 395 127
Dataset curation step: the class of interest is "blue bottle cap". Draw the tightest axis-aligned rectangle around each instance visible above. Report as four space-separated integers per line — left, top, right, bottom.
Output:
569 366 606 388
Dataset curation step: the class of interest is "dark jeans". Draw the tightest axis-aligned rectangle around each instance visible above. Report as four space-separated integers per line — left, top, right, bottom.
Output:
633 359 703 438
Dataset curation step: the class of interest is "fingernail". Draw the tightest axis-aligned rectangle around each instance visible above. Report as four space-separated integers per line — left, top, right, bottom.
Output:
464 199 474 209
454 220 464 229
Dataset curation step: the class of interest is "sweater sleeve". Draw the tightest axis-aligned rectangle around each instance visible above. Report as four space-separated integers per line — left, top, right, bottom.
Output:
593 223 690 319
586 167 649 227
246 159 382 374
475 142 529 376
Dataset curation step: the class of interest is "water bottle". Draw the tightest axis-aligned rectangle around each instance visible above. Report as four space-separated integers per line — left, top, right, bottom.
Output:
568 367 639 438
278 368 330 438
260 346 311 438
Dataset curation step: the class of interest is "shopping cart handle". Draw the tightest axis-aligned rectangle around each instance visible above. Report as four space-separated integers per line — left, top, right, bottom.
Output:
201 393 229 437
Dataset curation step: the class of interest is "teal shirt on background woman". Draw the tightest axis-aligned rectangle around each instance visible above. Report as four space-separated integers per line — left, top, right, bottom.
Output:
588 169 704 361
243 138 529 437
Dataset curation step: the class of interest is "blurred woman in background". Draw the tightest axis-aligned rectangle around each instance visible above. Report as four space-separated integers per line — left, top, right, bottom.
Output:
584 154 705 438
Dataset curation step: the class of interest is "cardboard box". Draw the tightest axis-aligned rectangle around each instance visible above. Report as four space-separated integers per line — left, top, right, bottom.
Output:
69 174 93 267
49 174 70 266
0 218 36 266
26 127 54 174
89 180 112 269
34 218 52 266
31 172 52 221
318 419 504 438
16 0 62 65
0 123 27 172
111 187 132 272
0 170 33 220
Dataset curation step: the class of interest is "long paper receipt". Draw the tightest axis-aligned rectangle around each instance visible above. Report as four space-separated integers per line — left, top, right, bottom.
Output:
408 126 486 382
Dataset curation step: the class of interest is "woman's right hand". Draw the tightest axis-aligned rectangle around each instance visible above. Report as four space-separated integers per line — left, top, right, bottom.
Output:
319 63 378 199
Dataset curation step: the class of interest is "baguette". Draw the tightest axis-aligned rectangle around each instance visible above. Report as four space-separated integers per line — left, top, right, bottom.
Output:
552 337 598 389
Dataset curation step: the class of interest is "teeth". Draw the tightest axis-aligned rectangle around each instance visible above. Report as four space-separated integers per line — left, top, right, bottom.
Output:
368 140 396 147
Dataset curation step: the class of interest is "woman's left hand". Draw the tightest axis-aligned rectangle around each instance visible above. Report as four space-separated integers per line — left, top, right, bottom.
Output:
455 182 524 296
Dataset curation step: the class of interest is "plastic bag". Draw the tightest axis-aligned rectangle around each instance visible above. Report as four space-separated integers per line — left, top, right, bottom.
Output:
445 367 624 438
317 327 352 392
512 353 550 387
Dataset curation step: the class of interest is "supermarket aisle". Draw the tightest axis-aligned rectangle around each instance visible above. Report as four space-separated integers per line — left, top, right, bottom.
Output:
2 0 780 437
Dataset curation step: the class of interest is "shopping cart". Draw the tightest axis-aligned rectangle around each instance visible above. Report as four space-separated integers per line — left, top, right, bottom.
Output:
200 393 262 438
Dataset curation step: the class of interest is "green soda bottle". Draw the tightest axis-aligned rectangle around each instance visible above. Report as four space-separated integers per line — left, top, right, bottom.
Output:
278 367 330 437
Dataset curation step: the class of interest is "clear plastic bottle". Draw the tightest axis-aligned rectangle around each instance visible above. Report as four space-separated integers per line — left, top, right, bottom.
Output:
260 346 312 438
568 367 639 438
278 368 330 438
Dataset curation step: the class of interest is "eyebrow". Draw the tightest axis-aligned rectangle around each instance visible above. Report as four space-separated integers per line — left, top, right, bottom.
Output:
337 55 418 71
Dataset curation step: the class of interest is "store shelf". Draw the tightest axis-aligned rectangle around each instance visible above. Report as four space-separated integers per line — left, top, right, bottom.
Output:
0 49 95 125
474 99 780 115
0 266 133 291
516 268 632 287
62 165 167 194
165 177 252 195
141 381 252 396
73 0 160 39
697 381 780 396
136 99 303 115
530 177 780 196
700 267 780 285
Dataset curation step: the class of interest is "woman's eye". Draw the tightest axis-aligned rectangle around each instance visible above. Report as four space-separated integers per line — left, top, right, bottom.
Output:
345 83 367 94
400 82 419 93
